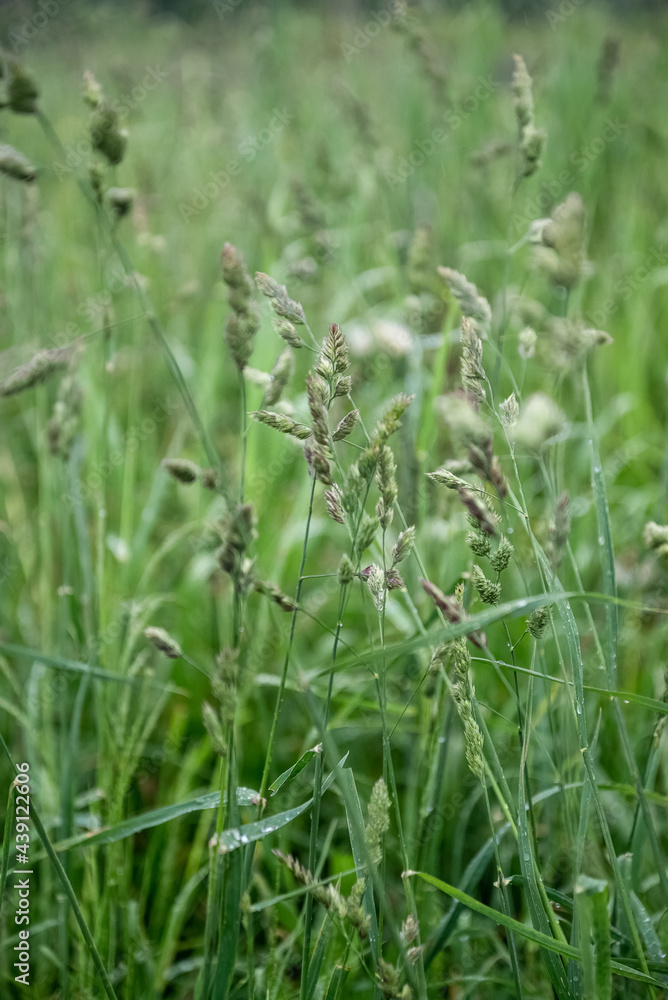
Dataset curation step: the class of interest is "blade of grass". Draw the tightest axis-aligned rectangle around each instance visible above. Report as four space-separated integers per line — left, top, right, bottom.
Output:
575 876 612 1000
0 733 119 1000
516 672 571 999
582 363 668 905
405 871 661 988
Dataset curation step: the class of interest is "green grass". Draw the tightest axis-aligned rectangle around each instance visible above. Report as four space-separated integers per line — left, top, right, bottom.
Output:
1 2 668 998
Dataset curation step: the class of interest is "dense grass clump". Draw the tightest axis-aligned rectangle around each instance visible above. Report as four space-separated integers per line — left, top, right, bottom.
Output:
1 3 668 998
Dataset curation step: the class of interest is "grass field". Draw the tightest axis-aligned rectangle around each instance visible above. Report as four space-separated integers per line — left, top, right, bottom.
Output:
2 2 668 997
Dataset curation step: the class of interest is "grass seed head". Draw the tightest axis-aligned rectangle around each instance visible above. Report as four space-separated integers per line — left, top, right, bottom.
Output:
500 392 520 427
161 457 201 484
518 326 537 359
325 484 346 524
512 392 566 450
202 702 227 756
427 468 468 491
255 272 306 325
392 525 415 565
263 348 295 406
107 186 134 218
490 536 514 573
316 322 349 381
365 563 386 611
402 914 420 945
527 605 551 639
459 318 486 410
222 244 259 370
217 503 256 575
305 372 330 448
144 626 183 659
274 317 302 348
0 346 74 397
459 488 498 537
467 529 491 557
438 266 492 334
376 446 397 529
0 144 36 182
644 521 668 552
8 63 39 114
250 409 312 440
471 565 501 604
89 100 128 165
356 513 379 556
47 374 82 460
253 580 297 612
365 777 391 860
450 637 485 780
337 553 355 586
333 408 359 441
533 192 585 289
368 393 413 451
512 54 546 178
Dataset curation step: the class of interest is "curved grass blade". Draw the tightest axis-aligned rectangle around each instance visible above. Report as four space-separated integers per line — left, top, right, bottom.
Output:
33 787 261 859
424 832 496 968
575 876 611 1000
630 891 668 980
270 744 321 796
324 963 350 1000
583 365 668 906
405 871 661 988
0 642 187 695
325 590 668 678
517 680 571 999
337 766 379 967
306 910 335 1000
214 755 346 855
0 733 119 1000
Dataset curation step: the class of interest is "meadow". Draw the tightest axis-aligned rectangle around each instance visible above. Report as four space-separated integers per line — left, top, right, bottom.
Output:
1 1 668 997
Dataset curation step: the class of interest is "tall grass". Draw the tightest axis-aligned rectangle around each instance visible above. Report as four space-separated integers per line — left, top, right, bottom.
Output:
1 3 668 998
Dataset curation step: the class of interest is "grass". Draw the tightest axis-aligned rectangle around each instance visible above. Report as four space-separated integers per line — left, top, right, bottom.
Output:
1 1 668 997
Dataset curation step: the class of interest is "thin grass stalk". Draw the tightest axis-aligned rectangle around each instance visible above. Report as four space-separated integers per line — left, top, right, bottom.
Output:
482 778 524 999
371 605 428 999
502 436 654 986
580 365 668 904
301 694 421 994
301 581 348 999
0 733 119 1000
35 110 225 496
258 475 318 804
